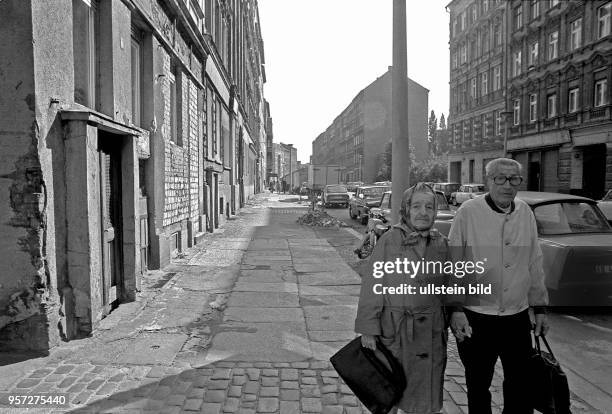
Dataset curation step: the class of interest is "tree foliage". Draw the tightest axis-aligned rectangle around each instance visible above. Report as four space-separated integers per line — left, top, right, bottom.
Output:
428 110 438 155
439 113 446 130
375 142 447 183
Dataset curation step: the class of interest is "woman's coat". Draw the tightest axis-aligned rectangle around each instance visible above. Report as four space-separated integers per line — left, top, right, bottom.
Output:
355 226 450 413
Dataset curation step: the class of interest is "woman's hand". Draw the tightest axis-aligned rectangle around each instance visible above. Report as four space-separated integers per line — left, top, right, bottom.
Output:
361 334 377 350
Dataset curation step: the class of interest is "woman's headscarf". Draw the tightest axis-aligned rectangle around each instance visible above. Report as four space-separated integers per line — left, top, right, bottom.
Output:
393 182 440 245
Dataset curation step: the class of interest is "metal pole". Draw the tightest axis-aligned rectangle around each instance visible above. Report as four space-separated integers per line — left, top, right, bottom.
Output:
391 0 410 225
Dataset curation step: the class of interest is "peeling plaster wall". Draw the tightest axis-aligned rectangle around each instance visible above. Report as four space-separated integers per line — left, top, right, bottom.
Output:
0 0 74 350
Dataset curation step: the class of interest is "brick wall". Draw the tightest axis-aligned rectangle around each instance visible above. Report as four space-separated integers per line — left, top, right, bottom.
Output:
163 52 189 227
188 79 199 221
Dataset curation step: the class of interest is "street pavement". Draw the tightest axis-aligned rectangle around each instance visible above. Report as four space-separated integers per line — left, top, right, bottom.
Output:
0 193 604 413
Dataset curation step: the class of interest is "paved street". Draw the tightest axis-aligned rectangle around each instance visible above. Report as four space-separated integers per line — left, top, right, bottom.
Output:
0 193 608 413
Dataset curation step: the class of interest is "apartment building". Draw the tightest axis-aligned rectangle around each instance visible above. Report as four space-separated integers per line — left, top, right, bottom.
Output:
448 0 612 198
448 0 508 184
506 0 612 199
311 68 429 184
0 0 269 351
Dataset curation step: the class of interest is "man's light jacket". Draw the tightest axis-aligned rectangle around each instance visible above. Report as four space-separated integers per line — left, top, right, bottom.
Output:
448 194 548 315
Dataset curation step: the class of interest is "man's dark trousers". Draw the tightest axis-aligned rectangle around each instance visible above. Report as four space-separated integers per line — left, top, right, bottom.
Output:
457 308 534 414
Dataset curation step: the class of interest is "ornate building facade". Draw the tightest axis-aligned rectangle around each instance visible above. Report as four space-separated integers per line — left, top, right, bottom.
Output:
448 0 612 198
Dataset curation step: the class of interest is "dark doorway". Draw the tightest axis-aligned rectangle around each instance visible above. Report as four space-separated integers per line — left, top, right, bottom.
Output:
582 144 606 200
450 161 461 183
98 131 123 314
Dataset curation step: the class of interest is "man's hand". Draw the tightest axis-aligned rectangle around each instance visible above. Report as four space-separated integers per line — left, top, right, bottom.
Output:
534 313 549 336
361 334 377 350
450 312 472 342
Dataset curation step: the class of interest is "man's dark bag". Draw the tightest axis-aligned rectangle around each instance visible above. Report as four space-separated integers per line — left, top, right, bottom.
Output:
330 336 406 414
529 334 572 414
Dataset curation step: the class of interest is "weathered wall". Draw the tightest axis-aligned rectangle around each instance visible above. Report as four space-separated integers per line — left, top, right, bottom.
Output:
0 0 74 350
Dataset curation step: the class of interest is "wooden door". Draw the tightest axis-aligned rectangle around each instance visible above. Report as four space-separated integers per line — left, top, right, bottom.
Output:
99 139 122 313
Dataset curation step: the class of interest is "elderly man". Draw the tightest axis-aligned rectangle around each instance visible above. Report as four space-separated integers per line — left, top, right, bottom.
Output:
448 158 549 414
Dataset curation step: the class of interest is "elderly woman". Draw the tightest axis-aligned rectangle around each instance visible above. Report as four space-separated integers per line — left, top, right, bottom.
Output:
355 183 449 414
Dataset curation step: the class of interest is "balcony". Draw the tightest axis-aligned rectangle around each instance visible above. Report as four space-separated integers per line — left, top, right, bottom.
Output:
564 113 579 124
590 106 609 120
543 118 557 129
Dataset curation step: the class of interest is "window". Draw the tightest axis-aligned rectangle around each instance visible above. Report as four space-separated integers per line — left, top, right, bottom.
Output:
212 96 217 156
531 0 540 19
203 88 208 158
130 35 142 127
513 99 521 125
529 94 538 122
482 30 490 53
568 88 579 113
483 0 489 13
495 111 502 135
547 93 557 118
494 23 502 46
548 31 558 60
482 114 488 138
169 64 179 145
461 43 467 64
514 5 523 30
595 79 608 107
452 51 458 68
529 42 539 67
472 5 477 21
471 78 477 98
481 72 488 96
570 18 582 51
513 50 522 77
461 12 466 31
493 65 501 91
453 17 459 36
598 2 611 39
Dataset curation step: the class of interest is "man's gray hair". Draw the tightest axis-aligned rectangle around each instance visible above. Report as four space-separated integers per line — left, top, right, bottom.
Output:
485 158 522 178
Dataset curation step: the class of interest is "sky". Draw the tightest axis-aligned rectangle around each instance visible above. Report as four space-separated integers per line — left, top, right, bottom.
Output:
258 0 451 163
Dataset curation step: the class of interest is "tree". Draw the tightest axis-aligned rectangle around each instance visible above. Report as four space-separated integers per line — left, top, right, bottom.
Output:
428 110 438 156
439 113 446 130
375 141 392 181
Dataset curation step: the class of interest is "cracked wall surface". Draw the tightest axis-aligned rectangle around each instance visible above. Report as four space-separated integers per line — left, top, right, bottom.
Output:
0 0 73 351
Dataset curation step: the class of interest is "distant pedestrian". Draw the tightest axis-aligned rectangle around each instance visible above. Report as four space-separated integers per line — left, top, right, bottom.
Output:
355 183 449 414
448 157 549 414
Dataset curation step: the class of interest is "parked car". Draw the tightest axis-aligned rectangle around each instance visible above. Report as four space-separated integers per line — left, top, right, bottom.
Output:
598 189 612 225
346 181 364 199
435 191 612 306
369 190 456 223
349 186 389 224
322 184 349 208
451 183 486 205
374 181 392 187
433 182 460 203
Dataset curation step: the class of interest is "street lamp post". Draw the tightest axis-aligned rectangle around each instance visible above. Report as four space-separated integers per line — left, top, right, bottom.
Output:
391 0 410 225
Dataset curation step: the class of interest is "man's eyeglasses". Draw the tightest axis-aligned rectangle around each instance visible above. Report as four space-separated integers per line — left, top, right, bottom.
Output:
492 175 523 186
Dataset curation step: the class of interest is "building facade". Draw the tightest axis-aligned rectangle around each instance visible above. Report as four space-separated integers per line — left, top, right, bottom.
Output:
311 68 429 184
448 0 612 198
506 0 612 199
448 0 507 184
271 143 298 191
0 0 269 351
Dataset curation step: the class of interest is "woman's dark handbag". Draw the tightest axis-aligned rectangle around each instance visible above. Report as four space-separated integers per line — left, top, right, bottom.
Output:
529 334 572 414
330 336 406 414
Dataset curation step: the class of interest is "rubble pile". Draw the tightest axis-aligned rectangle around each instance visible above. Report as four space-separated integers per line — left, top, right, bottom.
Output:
297 209 348 227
